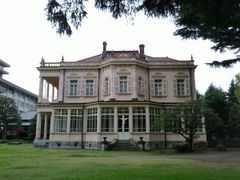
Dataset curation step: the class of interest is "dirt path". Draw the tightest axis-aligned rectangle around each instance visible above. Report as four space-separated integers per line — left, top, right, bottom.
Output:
117 151 240 163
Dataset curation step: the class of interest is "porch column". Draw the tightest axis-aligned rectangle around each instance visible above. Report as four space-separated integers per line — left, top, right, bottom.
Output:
50 111 54 134
129 106 133 133
202 116 206 133
52 85 55 102
67 109 71 133
97 106 101 133
46 82 50 101
35 112 42 139
146 106 150 133
38 77 43 102
43 114 48 139
114 106 118 133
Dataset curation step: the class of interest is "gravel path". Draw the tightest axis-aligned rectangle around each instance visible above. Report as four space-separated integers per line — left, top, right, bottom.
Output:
116 151 240 163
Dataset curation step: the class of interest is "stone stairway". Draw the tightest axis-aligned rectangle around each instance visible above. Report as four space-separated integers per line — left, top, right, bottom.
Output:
109 140 139 151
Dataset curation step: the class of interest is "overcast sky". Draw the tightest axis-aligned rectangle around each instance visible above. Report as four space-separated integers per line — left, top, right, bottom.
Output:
0 0 239 95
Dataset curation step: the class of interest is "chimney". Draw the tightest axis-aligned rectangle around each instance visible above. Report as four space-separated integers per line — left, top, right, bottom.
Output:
139 44 145 59
102 41 107 59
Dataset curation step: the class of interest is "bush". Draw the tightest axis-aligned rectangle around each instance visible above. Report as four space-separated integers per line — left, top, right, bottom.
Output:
0 140 8 144
173 144 190 152
193 141 208 149
216 144 227 151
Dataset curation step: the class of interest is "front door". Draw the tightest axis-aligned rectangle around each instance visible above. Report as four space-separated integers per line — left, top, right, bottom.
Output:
118 115 129 140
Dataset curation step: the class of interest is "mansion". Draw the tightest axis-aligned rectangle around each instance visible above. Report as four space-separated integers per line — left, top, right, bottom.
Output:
34 42 206 150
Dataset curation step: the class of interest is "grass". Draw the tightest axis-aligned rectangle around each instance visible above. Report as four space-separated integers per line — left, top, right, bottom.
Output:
0 144 240 180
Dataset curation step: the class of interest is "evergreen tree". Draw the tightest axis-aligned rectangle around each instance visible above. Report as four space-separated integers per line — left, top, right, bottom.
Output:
0 96 20 139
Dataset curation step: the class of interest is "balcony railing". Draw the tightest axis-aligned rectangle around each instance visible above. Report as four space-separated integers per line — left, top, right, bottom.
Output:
40 62 62 67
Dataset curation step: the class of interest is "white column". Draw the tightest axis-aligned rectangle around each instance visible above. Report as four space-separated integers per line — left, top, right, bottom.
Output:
129 106 133 133
43 114 48 139
83 109 88 133
146 106 150 133
114 106 118 133
38 77 43 102
35 112 42 139
67 109 71 133
58 75 63 101
52 85 55 102
50 111 54 134
97 106 101 133
46 82 50 101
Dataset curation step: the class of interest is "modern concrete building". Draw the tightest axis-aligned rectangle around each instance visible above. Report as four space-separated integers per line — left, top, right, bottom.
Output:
34 42 206 150
0 59 38 113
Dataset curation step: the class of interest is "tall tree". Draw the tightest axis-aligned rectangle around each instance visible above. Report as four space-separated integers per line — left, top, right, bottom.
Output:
45 0 240 67
0 96 20 139
162 100 205 151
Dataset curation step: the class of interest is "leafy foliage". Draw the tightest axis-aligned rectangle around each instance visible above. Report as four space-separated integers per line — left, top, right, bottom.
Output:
162 100 205 151
27 115 36 140
0 96 20 139
45 0 240 67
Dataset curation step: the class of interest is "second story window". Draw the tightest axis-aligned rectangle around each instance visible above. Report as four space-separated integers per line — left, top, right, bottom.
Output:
70 80 78 96
154 79 162 96
177 79 185 96
119 76 128 93
86 80 94 96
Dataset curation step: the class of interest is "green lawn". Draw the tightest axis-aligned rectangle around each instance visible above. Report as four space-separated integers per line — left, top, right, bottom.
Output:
0 144 239 180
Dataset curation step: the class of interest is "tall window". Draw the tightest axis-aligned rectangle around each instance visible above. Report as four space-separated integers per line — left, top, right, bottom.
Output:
133 107 146 132
70 109 83 132
86 80 94 96
101 107 114 132
150 107 161 132
177 79 185 96
54 109 68 133
154 79 162 96
87 108 97 132
70 80 78 96
119 76 128 93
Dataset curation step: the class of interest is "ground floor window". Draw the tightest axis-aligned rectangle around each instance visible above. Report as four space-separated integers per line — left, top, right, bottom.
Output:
150 107 161 132
101 107 114 132
70 109 83 132
87 108 97 132
133 107 146 132
54 109 67 132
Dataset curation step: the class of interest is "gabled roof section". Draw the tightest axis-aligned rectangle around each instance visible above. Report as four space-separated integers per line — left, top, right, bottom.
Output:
145 55 178 62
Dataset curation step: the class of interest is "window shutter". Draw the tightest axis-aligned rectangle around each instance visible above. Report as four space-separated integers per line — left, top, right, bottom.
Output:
115 76 119 93
163 79 167 96
77 80 81 96
185 79 190 96
128 76 132 93
80 80 86 96
65 79 70 96
108 78 111 95
150 79 154 95
93 79 98 96
173 80 177 96
141 78 145 95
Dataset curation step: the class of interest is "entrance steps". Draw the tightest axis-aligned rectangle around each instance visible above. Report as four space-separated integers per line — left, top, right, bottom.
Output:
109 140 138 151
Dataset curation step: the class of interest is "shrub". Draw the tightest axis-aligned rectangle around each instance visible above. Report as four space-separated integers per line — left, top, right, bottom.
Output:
173 144 189 152
193 141 208 149
216 144 227 151
0 140 8 144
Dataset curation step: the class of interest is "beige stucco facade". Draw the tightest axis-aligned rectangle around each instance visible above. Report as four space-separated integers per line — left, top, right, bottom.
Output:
34 43 206 150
